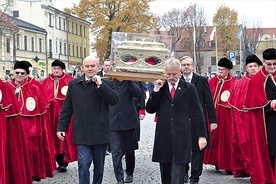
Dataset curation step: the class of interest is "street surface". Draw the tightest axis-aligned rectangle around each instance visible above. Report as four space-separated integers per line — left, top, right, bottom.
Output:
40 113 250 184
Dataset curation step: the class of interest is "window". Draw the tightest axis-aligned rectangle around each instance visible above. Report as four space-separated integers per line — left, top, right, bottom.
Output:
39 38 42 52
84 48 86 57
6 38 10 53
80 46 82 58
49 13 53 27
60 42 62 54
72 22 74 34
68 44 70 56
24 36 27 51
49 39 52 53
67 21 70 32
59 17 61 29
76 46 78 57
63 18 66 31
72 45 75 57
31 37 34 51
64 43 66 55
84 27 86 38
80 25 82 36
16 34 20 49
76 24 78 35
211 56 216 65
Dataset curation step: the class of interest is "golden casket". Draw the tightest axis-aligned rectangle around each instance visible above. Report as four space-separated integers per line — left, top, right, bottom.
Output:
106 32 175 82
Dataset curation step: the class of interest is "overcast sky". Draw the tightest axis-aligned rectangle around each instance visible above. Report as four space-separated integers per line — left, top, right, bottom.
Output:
52 0 276 28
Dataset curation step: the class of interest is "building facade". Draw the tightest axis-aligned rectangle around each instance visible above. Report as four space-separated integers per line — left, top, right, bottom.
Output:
0 0 90 77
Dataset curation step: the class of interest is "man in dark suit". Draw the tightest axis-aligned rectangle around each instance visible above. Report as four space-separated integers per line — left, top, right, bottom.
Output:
57 55 119 184
180 56 218 184
97 59 111 77
109 80 142 184
146 57 207 184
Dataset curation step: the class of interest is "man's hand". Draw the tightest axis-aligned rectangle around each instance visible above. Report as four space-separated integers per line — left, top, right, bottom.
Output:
198 137 207 150
210 123 218 131
153 79 164 92
93 75 102 86
57 132 66 141
139 114 145 120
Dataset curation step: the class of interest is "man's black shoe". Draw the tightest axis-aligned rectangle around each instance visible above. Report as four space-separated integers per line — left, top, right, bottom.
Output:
190 179 199 184
117 179 124 184
124 175 133 183
32 176 41 181
57 165 67 172
184 173 188 183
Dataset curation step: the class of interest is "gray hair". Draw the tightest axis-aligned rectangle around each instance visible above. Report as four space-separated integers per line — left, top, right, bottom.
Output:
179 56 194 65
83 55 100 65
164 57 181 70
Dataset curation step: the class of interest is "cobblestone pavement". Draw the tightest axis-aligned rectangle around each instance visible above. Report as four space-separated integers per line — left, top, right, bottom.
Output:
40 113 250 184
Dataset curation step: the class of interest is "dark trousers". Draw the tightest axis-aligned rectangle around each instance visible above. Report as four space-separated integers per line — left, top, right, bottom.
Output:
77 143 107 184
110 129 136 181
185 149 204 182
159 162 187 184
56 154 69 167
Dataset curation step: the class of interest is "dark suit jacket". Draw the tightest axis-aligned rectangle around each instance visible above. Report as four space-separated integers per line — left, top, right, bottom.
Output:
97 69 104 77
182 73 217 149
57 74 119 145
109 80 142 131
146 78 207 164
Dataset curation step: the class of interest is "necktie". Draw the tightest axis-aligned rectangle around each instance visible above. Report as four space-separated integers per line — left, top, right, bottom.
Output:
186 78 190 82
170 83 176 98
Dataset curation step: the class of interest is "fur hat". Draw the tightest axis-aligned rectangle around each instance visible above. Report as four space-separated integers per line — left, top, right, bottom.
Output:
218 57 233 69
51 59 65 69
246 55 262 66
263 48 276 60
14 61 30 74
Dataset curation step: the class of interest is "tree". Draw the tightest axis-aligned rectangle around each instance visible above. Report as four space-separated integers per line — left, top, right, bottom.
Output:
159 4 207 74
65 0 158 59
212 5 239 56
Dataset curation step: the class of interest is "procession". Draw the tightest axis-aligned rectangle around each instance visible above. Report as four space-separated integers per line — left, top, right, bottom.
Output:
1 0 276 184
1 47 276 184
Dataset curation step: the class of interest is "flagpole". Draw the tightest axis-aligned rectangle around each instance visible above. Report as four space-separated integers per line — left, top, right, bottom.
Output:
239 37 242 72
215 26 218 68
193 25 197 72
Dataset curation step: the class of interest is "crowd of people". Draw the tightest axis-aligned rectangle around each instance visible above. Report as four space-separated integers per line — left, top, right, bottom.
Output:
1 47 276 184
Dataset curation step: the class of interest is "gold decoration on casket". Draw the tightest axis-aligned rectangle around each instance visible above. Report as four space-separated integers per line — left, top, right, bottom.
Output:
104 72 166 82
109 32 175 82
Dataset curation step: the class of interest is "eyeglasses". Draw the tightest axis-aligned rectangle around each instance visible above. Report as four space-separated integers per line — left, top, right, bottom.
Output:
265 62 276 66
181 64 192 67
15 71 26 75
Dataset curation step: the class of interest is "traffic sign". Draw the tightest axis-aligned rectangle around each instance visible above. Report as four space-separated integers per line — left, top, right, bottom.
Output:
228 51 236 65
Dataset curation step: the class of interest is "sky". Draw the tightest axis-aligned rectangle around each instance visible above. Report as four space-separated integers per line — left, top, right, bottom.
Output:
52 0 276 28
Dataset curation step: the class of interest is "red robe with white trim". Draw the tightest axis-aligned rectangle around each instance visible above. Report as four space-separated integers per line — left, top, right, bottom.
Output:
204 74 237 171
8 79 56 179
228 73 252 177
41 73 78 163
244 67 276 184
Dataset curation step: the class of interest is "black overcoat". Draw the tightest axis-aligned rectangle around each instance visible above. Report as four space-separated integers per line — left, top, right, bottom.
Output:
189 73 217 149
57 75 119 145
146 78 207 164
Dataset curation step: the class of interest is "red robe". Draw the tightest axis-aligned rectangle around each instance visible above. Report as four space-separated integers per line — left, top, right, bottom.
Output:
0 80 8 184
8 79 56 180
204 74 237 171
244 67 275 184
41 73 78 163
2 81 33 184
228 73 252 177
